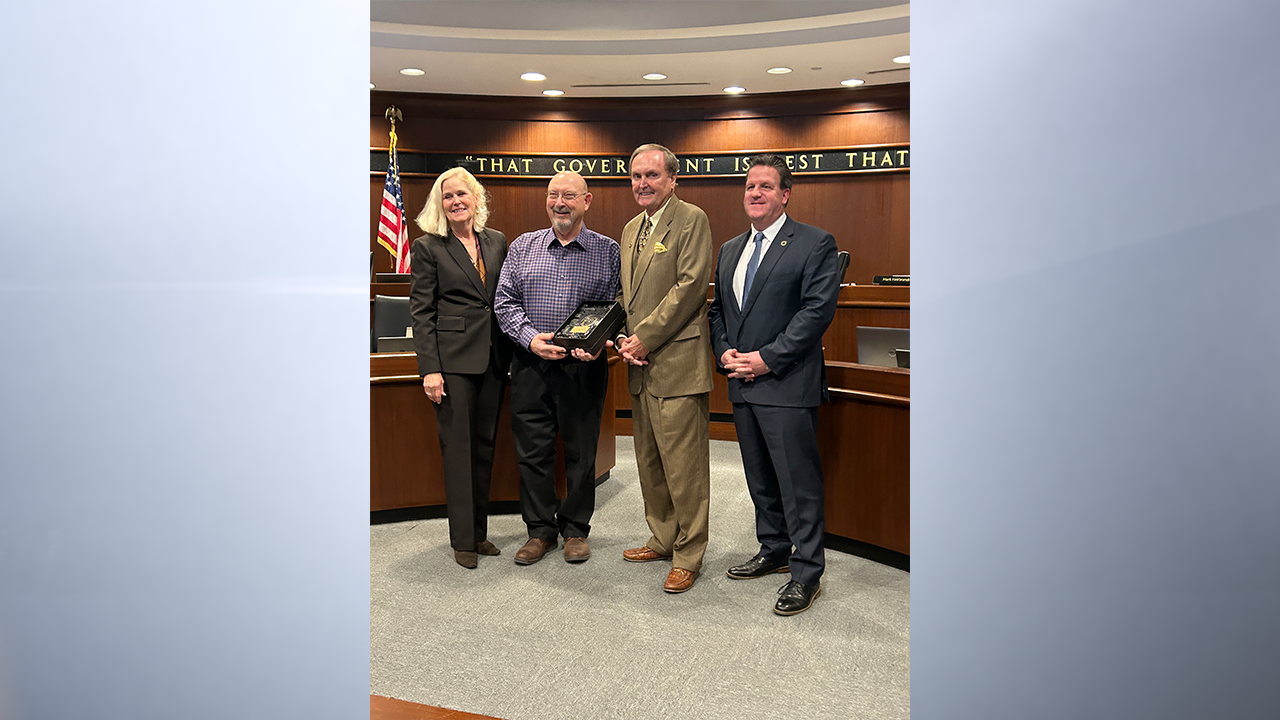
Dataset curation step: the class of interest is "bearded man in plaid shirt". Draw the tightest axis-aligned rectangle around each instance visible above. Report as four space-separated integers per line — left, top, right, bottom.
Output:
494 171 621 566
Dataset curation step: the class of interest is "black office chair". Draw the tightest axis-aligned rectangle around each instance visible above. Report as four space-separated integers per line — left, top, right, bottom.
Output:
837 250 851 284
371 295 412 353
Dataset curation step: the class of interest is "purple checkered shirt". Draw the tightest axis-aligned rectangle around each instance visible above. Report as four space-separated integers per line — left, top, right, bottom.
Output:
495 226 621 351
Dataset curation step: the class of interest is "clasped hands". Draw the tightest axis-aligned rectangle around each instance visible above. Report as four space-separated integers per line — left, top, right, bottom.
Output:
612 334 649 366
721 349 769 381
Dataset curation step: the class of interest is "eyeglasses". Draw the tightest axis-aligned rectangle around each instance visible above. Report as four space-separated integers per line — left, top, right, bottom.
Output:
546 191 583 202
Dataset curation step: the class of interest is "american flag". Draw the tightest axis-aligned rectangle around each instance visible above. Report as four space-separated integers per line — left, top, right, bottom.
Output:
377 139 410 273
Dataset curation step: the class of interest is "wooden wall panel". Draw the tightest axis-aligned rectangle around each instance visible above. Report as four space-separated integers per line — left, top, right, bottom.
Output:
371 354 619 512
375 174 908 284
371 85 909 280
820 392 910 555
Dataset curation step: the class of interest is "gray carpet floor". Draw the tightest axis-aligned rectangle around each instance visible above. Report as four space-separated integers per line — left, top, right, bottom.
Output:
371 437 910 720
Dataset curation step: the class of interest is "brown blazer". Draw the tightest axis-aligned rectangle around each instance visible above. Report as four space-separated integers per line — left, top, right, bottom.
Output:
408 227 513 377
618 196 714 398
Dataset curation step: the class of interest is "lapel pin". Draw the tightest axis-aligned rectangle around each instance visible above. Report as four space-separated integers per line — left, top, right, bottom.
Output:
780 240 788 246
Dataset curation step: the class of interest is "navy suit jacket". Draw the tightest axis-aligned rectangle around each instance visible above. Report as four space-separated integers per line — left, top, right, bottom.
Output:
708 216 841 407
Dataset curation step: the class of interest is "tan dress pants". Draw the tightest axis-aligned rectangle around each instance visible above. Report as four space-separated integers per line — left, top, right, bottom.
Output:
630 390 710 572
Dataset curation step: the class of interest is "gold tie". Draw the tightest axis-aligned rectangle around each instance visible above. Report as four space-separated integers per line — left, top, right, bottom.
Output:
636 217 652 255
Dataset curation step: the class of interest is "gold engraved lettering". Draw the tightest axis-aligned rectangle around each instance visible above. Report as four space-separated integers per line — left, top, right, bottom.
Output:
521 158 532 173
490 157 504 172
569 158 583 173
897 149 909 165
799 154 809 170
703 158 713 172
553 158 566 172
685 158 699 173
784 155 795 169
477 158 488 172
861 151 876 168
846 153 856 168
880 152 892 167
584 158 597 173
811 154 821 169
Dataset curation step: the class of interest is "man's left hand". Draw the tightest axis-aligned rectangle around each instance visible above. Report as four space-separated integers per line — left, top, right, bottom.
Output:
728 350 769 381
618 334 649 366
570 341 607 362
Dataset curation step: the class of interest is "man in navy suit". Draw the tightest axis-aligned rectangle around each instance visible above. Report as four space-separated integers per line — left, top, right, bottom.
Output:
708 154 842 615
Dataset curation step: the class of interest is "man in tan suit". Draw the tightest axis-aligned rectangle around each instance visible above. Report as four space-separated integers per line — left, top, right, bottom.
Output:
614 143 715 593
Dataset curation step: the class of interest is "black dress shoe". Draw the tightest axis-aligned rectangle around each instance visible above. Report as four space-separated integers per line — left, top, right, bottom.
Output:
726 554 790 579
774 580 821 615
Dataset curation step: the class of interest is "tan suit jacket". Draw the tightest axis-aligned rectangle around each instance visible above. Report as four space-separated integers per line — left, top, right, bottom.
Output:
618 194 714 572
618 195 714 397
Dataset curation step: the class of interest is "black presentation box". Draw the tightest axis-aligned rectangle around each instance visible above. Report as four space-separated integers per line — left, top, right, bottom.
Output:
553 301 626 357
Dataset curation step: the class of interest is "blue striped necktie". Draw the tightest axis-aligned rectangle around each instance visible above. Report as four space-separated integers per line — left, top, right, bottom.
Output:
743 231 765 301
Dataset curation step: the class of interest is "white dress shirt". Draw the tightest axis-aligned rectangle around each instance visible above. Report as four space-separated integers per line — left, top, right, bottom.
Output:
732 213 787 310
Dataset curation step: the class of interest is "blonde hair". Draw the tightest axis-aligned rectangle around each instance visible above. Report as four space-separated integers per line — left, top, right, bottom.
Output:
415 167 491 236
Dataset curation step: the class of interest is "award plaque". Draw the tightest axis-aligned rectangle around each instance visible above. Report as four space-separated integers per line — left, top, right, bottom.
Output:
553 300 626 356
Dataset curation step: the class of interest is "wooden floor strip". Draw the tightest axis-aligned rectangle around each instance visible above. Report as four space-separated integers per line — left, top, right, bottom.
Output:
371 695 507 720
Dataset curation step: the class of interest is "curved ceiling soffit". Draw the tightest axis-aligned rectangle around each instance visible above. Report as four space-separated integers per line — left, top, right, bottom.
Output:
371 13 909 56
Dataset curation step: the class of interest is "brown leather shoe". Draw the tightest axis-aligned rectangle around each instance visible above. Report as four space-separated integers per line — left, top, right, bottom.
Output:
563 537 591 563
454 550 478 569
663 568 698 593
514 537 557 565
622 545 672 563
475 540 501 556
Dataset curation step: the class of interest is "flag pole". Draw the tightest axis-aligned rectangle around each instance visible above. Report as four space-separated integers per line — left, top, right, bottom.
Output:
384 105 402 143
377 106 411 274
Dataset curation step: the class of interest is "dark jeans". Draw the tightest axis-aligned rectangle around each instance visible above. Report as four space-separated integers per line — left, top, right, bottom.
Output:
509 350 609 541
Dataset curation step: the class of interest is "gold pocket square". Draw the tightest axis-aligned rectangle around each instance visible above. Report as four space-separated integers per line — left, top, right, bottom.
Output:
653 242 668 253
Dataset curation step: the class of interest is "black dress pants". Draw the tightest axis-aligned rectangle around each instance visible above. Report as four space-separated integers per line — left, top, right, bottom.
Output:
509 350 609 541
732 402 826 585
433 358 505 552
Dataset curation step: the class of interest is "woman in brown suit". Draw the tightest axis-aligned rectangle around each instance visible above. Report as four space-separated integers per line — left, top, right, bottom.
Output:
408 167 513 569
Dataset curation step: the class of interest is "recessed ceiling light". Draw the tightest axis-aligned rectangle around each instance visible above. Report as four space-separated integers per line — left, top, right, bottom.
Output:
767 67 792 75
400 68 424 76
369 83 375 89
521 72 546 82
840 78 865 87
643 73 667 81
893 55 910 64
724 86 746 94
543 89 564 97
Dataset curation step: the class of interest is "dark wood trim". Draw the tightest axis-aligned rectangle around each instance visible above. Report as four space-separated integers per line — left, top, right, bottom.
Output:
372 84 908 124
387 168 909 180
371 141 912 156
828 387 910 409
370 352 419 379
824 533 909 572
371 695 506 720
826 362 910 398
371 500 522 525
709 422 738 442
373 375 423 385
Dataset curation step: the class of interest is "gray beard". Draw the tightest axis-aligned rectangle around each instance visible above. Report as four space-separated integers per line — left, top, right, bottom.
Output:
552 216 574 236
